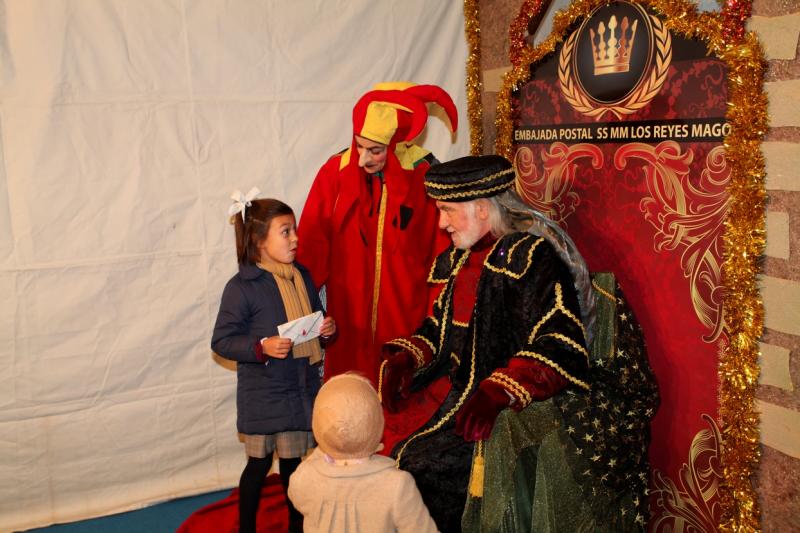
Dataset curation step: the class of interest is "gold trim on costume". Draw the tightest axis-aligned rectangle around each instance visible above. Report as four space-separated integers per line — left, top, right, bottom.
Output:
527 283 586 342
428 181 515 201
516 350 590 390
425 168 515 189
556 283 587 339
529 305 559 343
436 281 453 355
563 312 586 340
370 183 387 340
487 372 532 406
377 359 387 401
507 234 533 262
481 238 504 268
452 319 470 328
434 286 446 310
483 236 544 279
436 251 471 353
538 332 589 359
413 334 436 353
591 279 616 302
386 338 425 368
428 247 459 284
396 324 479 464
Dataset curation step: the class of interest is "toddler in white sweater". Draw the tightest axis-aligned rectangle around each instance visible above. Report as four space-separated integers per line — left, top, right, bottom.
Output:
288 373 438 533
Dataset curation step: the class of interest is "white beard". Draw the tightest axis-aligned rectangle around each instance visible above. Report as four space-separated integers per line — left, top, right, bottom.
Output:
446 201 491 250
451 223 488 250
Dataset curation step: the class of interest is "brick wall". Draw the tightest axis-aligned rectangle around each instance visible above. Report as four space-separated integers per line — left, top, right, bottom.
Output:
748 1 800 530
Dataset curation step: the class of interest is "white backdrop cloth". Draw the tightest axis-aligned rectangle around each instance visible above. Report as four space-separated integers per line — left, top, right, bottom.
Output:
0 1 469 529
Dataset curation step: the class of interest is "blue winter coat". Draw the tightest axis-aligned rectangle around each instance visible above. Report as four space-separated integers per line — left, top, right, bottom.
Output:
211 262 323 436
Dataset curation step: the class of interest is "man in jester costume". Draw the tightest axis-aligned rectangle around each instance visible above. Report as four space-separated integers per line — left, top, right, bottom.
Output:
297 82 456 385
381 155 659 532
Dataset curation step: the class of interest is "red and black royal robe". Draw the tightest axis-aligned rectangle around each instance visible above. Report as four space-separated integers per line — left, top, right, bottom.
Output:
387 231 590 532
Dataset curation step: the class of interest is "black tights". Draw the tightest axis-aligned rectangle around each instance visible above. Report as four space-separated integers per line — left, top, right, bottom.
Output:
238 455 303 533
238 456 270 533
279 457 303 530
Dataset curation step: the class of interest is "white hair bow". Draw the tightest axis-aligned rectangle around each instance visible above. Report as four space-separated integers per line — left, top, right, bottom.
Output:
228 187 261 222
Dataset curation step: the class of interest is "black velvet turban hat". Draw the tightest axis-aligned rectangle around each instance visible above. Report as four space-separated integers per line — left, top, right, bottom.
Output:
424 154 515 202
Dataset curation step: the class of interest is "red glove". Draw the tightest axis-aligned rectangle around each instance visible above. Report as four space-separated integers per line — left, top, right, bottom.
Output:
455 380 511 442
379 346 416 413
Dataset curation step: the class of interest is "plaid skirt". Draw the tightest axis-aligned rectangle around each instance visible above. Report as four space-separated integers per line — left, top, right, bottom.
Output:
243 431 315 459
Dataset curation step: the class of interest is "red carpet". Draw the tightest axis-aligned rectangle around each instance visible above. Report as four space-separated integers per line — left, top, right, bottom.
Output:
178 376 450 532
177 476 287 533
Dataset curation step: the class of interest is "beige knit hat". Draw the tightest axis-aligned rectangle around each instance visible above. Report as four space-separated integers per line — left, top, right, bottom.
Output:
312 374 385 461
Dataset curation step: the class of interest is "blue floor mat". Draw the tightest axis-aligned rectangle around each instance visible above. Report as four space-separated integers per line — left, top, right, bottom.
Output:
20 489 233 533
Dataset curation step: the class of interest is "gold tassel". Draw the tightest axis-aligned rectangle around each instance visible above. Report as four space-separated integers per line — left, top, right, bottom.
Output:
469 441 485 498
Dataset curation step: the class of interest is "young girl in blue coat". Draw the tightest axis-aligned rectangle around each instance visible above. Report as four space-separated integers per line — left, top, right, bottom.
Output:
212 194 336 533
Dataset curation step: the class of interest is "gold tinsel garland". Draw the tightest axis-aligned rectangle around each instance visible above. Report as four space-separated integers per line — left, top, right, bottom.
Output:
463 0 484 155
493 0 765 530
509 0 548 67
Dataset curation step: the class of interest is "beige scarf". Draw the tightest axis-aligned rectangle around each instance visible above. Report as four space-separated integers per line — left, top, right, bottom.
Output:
258 261 322 364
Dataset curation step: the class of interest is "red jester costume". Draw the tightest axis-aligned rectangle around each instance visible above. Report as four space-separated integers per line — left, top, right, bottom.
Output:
297 83 456 385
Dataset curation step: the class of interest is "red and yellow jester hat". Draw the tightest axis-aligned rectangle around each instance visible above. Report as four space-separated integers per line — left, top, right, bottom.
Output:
351 82 458 149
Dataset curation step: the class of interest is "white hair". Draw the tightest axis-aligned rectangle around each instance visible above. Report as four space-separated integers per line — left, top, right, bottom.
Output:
480 196 514 238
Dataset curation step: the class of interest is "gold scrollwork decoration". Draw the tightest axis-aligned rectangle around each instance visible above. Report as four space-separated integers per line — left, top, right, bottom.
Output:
615 142 730 343
514 142 604 227
651 414 723 533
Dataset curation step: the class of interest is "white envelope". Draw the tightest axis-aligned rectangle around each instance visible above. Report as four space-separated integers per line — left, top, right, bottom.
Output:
277 311 323 344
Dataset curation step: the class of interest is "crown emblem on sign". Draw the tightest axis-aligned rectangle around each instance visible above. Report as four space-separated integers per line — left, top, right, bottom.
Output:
590 15 638 75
